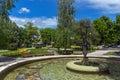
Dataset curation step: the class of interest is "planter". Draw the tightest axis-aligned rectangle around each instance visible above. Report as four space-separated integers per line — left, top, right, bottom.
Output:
66 61 108 72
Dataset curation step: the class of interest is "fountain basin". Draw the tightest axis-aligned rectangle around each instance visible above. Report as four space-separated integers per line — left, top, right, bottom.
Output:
1 55 120 80
66 61 108 72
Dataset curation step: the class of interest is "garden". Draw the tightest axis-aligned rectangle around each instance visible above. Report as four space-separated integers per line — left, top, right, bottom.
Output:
0 0 120 80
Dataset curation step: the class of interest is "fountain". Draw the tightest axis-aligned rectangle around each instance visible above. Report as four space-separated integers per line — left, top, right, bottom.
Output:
66 19 108 73
2 57 120 80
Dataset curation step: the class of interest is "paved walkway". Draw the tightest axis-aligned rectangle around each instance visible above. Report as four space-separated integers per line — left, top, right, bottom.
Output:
88 50 120 55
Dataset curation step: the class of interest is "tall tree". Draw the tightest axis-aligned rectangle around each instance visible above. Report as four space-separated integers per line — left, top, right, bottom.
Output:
115 14 120 44
93 16 115 45
0 0 17 49
57 0 75 52
0 0 17 22
40 28 55 45
80 19 91 65
24 22 40 47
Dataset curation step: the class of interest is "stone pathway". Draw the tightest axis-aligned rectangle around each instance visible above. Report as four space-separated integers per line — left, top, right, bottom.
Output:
88 50 120 55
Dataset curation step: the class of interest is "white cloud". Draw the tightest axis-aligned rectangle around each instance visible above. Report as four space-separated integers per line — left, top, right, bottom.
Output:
18 7 30 14
9 16 57 28
75 0 120 14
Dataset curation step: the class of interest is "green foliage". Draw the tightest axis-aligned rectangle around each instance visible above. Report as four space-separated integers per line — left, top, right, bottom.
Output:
2 48 48 57
0 0 120 50
93 15 120 45
18 48 30 54
30 48 48 53
0 0 18 21
58 49 73 55
107 52 116 55
92 46 99 50
46 45 52 49
3 51 20 57
0 0 19 49
57 0 75 50
71 45 82 50
79 19 91 65
40 28 55 45
2 48 30 57
8 43 18 50
35 44 41 48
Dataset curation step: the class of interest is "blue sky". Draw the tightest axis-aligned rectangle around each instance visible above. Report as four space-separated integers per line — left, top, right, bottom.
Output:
10 0 120 28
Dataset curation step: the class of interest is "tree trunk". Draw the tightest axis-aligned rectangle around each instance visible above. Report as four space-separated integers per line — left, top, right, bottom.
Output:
81 33 89 65
81 57 89 65
81 43 89 65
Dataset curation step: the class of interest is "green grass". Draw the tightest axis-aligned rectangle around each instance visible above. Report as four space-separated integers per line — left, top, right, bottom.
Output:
0 48 48 56
105 52 117 55
29 48 48 53
87 50 95 53
0 50 9 55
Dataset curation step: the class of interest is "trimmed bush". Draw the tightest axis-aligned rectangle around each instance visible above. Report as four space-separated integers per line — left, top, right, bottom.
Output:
8 43 18 50
35 44 42 48
46 45 52 49
18 48 30 54
3 48 30 57
3 51 20 57
58 49 73 55
92 46 99 50
71 45 82 50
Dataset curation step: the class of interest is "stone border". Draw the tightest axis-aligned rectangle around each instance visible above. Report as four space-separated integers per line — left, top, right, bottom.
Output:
66 61 101 72
0 55 120 80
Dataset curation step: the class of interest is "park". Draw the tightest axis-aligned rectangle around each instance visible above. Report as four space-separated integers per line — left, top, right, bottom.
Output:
0 0 120 80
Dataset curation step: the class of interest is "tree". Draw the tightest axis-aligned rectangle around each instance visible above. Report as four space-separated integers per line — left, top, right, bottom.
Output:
90 24 101 45
40 28 55 45
71 21 82 46
93 16 115 45
57 0 75 52
24 22 40 47
79 19 91 65
0 0 17 22
115 14 120 44
0 0 17 49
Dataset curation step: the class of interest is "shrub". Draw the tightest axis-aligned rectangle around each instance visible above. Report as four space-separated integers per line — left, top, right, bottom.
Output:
58 49 73 55
46 45 52 49
35 44 41 48
3 51 20 57
107 52 116 55
71 45 81 50
92 47 99 50
18 48 30 54
3 48 31 57
8 43 18 50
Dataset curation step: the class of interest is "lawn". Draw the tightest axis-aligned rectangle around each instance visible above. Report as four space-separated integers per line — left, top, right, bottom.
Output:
0 48 49 56
30 48 48 53
105 52 120 56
